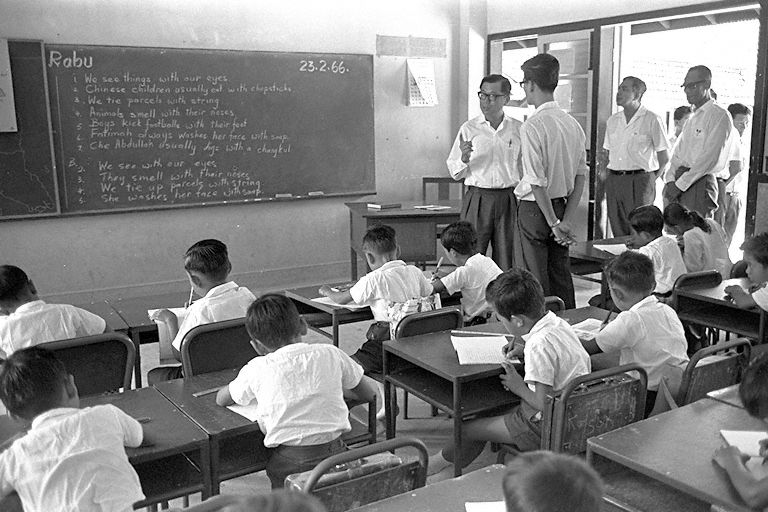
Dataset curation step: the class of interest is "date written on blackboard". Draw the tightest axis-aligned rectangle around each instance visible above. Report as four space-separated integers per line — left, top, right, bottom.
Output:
298 60 348 74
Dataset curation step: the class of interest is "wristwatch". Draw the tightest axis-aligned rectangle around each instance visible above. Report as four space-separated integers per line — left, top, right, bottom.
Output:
549 219 561 228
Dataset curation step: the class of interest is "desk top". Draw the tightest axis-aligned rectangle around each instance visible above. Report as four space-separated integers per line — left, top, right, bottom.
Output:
345 201 461 218
676 278 755 307
353 464 505 512
74 300 129 332
285 285 373 317
108 292 188 332
588 398 764 512
707 384 743 409
569 237 630 263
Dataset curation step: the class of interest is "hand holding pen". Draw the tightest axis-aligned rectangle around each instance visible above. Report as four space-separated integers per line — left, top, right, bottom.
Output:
431 257 444 282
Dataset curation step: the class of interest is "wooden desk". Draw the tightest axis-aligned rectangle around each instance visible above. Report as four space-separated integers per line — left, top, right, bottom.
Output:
353 464 505 512
382 306 609 477
587 399 765 512
708 384 743 409
675 278 766 341
345 201 461 280
569 238 628 306
74 299 130 333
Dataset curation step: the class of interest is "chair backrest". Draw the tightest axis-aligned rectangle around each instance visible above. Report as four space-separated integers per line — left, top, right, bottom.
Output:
40 332 135 396
544 296 566 313
670 270 723 309
180 318 257 376
394 307 463 339
542 364 647 454
296 437 427 512
730 260 748 279
677 338 751 405
421 176 464 202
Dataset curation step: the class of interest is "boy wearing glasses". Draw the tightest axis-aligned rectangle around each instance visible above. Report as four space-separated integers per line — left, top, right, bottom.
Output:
446 74 522 271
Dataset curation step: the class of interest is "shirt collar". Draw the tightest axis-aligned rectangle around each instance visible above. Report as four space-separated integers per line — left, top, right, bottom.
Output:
521 311 558 342
629 295 658 312
374 260 406 273
203 281 239 299
12 300 46 314
693 98 714 114
533 101 559 114
31 407 80 430
624 104 647 124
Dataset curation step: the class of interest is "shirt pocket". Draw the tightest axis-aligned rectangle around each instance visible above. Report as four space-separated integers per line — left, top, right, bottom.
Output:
627 131 651 154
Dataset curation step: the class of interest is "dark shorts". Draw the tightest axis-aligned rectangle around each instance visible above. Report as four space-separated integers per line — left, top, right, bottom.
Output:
267 437 347 489
351 322 391 375
502 403 542 452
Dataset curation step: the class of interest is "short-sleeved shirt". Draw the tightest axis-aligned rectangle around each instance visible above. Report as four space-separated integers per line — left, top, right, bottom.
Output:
446 114 522 189
0 300 106 358
515 101 588 201
228 343 364 447
0 405 144 512
637 236 686 294
681 219 732 277
172 281 255 351
349 260 432 322
751 284 768 312
603 105 668 172
595 296 689 390
522 311 591 393
440 253 502 320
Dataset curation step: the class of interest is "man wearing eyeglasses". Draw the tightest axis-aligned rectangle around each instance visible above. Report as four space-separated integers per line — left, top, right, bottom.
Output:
603 76 669 236
446 74 522 270
662 65 733 218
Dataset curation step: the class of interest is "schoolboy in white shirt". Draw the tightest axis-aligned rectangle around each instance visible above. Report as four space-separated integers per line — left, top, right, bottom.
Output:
0 265 106 359
430 221 502 325
216 294 376 488
0 347 144 512
725 233 768 311
580 251 689 416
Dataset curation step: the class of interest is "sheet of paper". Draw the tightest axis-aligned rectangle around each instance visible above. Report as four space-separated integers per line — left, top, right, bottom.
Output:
227 403 260 422
0 39 17 132
720 430 768 457
407 58 438 107
312 296 370 311
571 318 604 341
412 205 452 211
148 307 188 363
450 335 508 365
593 244 628 256
465 501 505 512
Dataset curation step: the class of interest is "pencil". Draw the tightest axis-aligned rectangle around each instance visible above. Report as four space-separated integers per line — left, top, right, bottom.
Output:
187 287 194 308
599 309 612 330
432 257 444 280
192 386 222 398
451 330 512 337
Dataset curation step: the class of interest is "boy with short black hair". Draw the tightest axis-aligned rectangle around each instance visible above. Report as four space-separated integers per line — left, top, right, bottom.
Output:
216 293 376 489
431 221 502 325
713 355 768 509
503 451 604 512
149 239 255 383
428 269 590 475
0 347 144 512
725 233 768 311
0 265 107 359
580 251 688 416
626 205 686 296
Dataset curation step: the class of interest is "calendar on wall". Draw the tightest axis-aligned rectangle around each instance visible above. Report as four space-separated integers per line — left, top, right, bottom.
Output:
407 58 438 107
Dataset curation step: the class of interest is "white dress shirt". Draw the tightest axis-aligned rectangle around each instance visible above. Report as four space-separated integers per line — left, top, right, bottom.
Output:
595 296 688 390
668 99 733 191
603 105 668 171
440 253 502 320
0 300 106 358
446 114 522 189
637 235 687 294
516 101 588 201
0 405 144 512
681 219 732 276
172 281 255 350
228 342 364 447
751 284 768 312
349 260 432 322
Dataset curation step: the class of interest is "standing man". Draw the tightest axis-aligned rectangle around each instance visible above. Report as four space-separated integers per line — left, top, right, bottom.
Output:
515 53 586 309
603 76 669 236
663 65 733 218
446 74 521 270
718 103 751 245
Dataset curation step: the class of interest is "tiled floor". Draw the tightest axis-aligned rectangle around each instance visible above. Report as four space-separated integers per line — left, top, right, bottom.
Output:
139 275 602 507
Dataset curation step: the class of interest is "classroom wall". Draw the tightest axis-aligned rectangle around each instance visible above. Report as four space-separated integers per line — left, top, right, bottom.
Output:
0 0 461 302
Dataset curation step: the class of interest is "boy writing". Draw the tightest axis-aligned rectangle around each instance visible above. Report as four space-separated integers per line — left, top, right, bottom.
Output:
216 293 376 489
430 221 503 325
149 239 255 383
0 347 144 512
0 265 107 359
428 269 590 475
626 205 686 297
724 233 768 310
713 355 768 509
580 251 689 416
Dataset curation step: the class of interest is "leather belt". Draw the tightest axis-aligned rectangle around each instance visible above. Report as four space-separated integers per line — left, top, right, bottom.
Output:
608 169 646 176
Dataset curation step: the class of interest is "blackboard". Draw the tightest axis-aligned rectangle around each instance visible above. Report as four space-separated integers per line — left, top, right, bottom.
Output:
0 41 59 218
45 44 375 214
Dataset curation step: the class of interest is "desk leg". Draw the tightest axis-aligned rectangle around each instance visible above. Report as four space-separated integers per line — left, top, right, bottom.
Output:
200 440 212 499
453 381 463 477
383 350 395 439
130 329 143 388
210 438 221 495
332 312 340 347
350 247 358 281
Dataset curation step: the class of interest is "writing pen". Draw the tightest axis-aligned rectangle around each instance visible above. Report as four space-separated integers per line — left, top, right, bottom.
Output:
451 330 513 337
186 287 194 308
193 386 222 398
432 257 444 280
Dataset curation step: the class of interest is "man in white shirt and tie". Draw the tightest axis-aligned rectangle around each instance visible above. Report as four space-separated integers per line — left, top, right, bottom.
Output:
446 74 522 270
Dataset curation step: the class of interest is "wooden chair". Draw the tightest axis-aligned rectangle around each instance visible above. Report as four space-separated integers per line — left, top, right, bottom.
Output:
40 332 135 396
422 176 464 202
394 307 463 419
293 437 427 512
544 295 566 313
179 318 256 377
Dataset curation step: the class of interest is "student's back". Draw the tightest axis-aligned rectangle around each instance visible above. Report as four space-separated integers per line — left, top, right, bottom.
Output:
350 261 431 321
664 203 731 276
628 206 686 295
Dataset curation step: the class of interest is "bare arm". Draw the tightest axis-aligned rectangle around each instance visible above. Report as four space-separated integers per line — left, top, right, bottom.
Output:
580 338 603 355
215 385 235 406
713 446 768 509
500 362 551 411
724 285 757 309
318 286 353 304
344 376 377 404
656 150 669 178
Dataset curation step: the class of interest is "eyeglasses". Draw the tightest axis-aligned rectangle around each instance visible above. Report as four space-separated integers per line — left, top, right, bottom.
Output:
477 91 508 102
681 80 706 90
511 78 528 89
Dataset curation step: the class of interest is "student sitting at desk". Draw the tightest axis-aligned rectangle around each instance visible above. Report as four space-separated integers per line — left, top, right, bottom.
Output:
216 294 376 489
626 205 686 298
148 239 255 383
725 233 768 311
663 202 732 277
0 347 145 512
580 251 688 417
0 265 107 359
713 354 768 509
430 221 502 325
428 269 590 476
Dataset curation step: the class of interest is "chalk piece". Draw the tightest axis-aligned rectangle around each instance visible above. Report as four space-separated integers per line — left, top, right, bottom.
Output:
275 193 293 198
308 191 325 196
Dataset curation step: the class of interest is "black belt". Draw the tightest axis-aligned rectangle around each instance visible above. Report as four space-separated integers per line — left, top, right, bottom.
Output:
467 185 514 192
608 169 646 176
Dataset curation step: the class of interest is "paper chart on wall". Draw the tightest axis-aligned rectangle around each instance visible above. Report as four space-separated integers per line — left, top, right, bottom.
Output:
407 58 438 107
